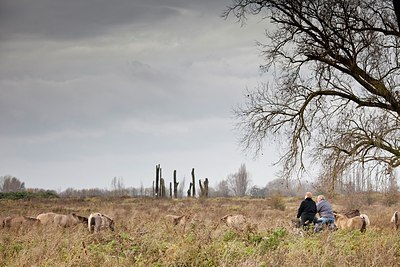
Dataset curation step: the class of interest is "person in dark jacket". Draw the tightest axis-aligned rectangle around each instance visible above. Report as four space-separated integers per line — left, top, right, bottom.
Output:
296 192 317 228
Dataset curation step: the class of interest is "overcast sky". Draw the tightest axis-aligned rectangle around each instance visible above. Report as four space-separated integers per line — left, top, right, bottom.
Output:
0 0 281 191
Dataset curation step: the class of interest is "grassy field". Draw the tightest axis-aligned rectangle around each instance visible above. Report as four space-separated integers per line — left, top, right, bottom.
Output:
0 195 399 266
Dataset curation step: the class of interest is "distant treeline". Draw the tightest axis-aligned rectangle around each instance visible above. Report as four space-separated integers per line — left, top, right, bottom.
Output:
0 190 58 200
2 172 398 200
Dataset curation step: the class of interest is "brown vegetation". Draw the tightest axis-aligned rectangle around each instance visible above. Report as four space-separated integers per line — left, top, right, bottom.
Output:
0 196 399 266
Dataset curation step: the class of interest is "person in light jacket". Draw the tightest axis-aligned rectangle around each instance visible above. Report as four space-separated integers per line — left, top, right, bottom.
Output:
314 195 335 232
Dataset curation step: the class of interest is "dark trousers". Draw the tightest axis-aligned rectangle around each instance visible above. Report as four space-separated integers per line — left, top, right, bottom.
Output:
300 213 315 227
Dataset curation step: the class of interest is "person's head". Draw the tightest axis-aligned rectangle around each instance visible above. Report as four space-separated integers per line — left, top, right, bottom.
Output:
305 192 313 199
317 195 325 202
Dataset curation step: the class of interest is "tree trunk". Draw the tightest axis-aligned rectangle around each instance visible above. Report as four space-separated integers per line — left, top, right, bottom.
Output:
160 178 165 198
155 164 160 197
199 179 204 197
173 170 179 198
191 168 196 197
187 182 192 197
204 178 209 197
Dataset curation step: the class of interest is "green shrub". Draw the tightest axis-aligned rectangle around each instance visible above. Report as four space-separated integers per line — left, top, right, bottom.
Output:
0 190 59 200
223 230 238 242
257 227 287 253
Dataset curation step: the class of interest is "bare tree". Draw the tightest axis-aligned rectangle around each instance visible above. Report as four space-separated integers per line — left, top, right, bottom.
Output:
224 0 400 192
265 178 313 197
215 179 230 197
0 175 25 192
111 176 125 196
140 182 144 196
191 168 196 197
249 185 267 198
228 164 251 197
178 177 186 198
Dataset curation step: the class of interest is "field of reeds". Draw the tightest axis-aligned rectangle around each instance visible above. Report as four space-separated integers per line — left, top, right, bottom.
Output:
0 194 399 266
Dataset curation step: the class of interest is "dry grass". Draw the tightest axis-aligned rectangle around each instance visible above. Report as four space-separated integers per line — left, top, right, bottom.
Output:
0 196 399 266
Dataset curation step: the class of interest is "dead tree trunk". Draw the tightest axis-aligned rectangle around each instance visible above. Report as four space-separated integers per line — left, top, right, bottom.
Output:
199 178 209 198
204 178 209 197
191 168 196 197
187 182 192 197
159 167 163 196
160 178 166 198
155 164 160 197
199 179 205 197
169 182 172 198
173 170 179 198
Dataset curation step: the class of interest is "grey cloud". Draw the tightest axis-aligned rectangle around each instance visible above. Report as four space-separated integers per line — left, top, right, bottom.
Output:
0 0 192 40
0 59 200 138
0 0 279 190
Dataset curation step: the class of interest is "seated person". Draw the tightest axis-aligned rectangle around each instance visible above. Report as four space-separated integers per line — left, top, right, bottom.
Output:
296 192 317 229
314 194 335 232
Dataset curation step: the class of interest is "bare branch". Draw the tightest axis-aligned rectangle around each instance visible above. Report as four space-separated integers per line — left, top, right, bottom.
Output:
228 0 400 186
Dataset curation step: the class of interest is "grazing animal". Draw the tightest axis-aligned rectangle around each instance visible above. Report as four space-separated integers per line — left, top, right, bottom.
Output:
391 211 400 229
3 216 14 228
37 212 57 225
334 212 367 233
3 216 39 228
88 212 115 232
341 210 370 226
360 214 370 226
343 209 360 218
53 213 85 227
165 214 188 225
221 214 247 229
75 214 88 224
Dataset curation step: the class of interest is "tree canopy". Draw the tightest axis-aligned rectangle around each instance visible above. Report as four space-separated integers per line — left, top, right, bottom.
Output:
0 175 25 192
224 0 400 191
228 163 251 196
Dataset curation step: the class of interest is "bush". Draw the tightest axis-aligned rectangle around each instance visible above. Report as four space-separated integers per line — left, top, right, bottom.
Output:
268 194 286 211
0 190 59 200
